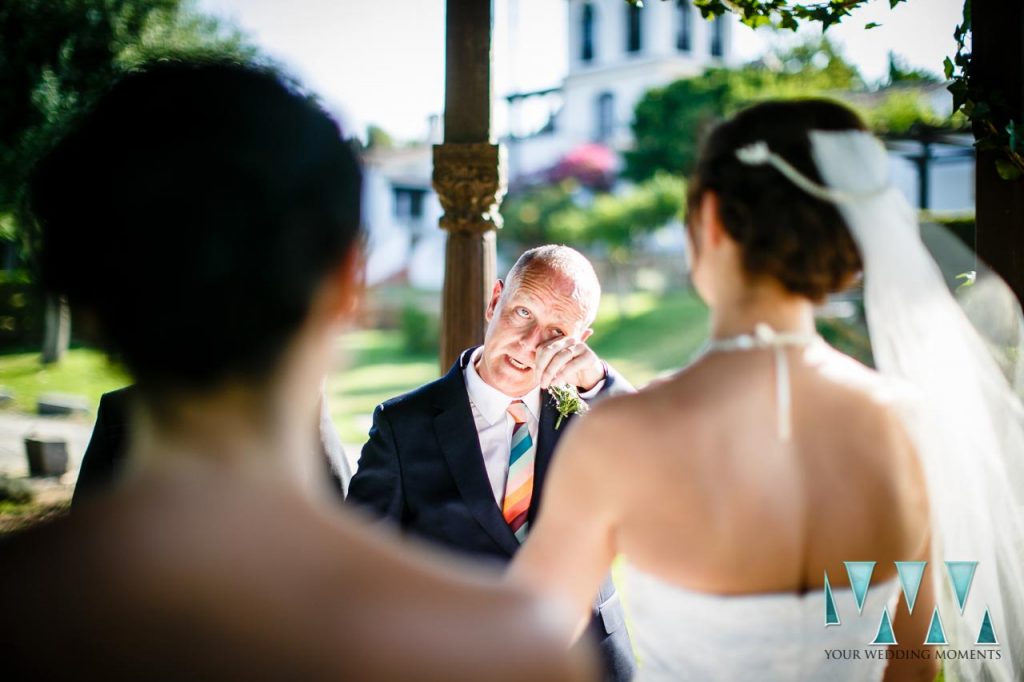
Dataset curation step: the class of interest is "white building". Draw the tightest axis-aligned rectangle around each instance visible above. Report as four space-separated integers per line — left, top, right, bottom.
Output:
507 0 736 182
361 141 445 290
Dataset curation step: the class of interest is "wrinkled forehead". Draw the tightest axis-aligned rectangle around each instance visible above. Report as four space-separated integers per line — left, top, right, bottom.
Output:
506 264 597 327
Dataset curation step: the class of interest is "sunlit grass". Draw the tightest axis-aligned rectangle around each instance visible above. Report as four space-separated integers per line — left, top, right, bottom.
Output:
327 329 438 444
590 289 709 386
0 348 129 414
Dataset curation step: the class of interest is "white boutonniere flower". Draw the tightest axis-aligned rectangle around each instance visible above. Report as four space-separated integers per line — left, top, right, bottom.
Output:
548 383 589 430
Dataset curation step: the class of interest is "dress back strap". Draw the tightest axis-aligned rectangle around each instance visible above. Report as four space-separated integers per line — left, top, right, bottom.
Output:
702 323 820 442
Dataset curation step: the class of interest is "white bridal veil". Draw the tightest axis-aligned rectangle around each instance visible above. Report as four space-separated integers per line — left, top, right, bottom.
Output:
741 130 1024 681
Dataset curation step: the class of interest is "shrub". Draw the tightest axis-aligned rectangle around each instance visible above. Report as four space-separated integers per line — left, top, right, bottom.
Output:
0 270 45 351
400 304 439 355
0 474 34 505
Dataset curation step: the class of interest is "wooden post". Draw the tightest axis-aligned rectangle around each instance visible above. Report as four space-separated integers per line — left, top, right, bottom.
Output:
972 0 1024 303
433 0 507 371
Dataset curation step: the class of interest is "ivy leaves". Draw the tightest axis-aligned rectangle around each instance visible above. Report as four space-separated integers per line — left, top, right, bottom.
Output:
625 1 909 32
941 0 1024 181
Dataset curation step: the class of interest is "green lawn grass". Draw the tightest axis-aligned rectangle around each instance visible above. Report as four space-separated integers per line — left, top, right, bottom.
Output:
0 290 709 446
0 347 130 414
589 289 708 385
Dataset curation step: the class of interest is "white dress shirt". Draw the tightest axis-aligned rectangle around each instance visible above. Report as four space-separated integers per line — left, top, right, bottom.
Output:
464 347 542 505
463 347 606 506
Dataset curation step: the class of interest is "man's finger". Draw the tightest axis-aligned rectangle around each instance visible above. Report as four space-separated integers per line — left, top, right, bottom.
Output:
550 345 604 390
548 352 593 388
535 337 576 378
540 343 580 388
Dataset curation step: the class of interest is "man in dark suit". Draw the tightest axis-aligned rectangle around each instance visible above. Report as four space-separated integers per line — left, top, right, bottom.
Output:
348 245 636 681
73 385 349 507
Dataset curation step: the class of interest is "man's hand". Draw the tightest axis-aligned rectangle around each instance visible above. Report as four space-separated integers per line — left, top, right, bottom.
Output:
535 336 605 392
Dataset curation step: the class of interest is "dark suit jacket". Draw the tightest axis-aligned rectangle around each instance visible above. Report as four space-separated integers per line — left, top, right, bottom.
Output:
348 348 636 682
73 386 347 507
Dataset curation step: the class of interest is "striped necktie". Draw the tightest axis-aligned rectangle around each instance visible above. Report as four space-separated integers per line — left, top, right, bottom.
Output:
502 400 535 542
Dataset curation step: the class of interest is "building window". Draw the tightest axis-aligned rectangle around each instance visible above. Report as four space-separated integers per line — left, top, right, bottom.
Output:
596 92 615 142
626 4 642 54
710 15 725 58
393 186 425 221
581 3 595 62
676 0 692 52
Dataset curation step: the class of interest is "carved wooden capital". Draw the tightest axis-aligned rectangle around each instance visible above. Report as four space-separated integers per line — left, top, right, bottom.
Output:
432 142 507 234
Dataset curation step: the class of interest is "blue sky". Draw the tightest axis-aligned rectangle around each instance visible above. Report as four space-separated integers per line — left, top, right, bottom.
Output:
198 0 965 142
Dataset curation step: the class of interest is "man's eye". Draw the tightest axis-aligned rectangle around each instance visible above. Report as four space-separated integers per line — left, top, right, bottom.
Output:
551 329 565 337
515 307 530 318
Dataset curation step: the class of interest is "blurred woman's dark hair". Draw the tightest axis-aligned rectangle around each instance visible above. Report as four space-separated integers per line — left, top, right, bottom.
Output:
29 59 362 392
686 98 865 302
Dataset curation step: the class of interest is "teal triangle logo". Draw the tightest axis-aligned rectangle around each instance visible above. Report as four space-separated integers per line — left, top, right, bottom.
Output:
824 571 841 626
924 607 947 645
896 561 927 615
871 607 897 645
845 561 876 614
945 561 977 613
976 608 999 645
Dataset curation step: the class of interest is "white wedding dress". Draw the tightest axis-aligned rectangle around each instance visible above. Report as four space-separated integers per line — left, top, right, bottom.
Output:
623 565 900 682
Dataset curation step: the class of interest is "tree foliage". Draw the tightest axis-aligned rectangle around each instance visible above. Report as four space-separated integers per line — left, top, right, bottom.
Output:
0 0 256 229
624 38 861 182
365 124 395 150
501 181 580 249
501 174 685 256
886 52 940 86
862 90 953 135
550 173 685 255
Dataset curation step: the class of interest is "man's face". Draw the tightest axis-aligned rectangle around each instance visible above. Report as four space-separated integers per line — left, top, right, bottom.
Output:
476 266 593 397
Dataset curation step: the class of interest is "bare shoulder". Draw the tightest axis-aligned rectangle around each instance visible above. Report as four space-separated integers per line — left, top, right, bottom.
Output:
808 344 919 423
808 345 928 513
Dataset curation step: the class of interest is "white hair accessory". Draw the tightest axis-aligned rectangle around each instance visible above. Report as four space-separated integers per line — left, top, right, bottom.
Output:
734 140 889 205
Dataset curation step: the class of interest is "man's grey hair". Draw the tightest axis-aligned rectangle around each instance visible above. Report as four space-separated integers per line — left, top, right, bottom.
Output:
505 245 602 326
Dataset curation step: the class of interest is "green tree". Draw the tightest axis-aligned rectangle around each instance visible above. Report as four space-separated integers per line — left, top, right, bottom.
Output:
548 173 685 253
1 0 253 220
623 73 729 183
500 180 580 249
886 52 940 86
365 124 395 150
864 90 953 135
0 0 256 361
624 37 861 182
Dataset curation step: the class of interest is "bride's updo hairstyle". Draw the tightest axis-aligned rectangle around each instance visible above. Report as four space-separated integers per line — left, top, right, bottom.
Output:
29 60 362 394
687 99 864 301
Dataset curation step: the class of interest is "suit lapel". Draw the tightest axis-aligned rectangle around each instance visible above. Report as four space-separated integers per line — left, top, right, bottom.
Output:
528 392 560 526
433 350 521 557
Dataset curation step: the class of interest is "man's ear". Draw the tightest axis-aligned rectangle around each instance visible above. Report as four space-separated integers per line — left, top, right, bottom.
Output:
699 191 726 249
580 328 594 343
485 279 504 322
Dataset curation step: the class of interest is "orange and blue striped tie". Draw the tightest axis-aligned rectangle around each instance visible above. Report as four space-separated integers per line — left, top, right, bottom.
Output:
503 400 535 542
